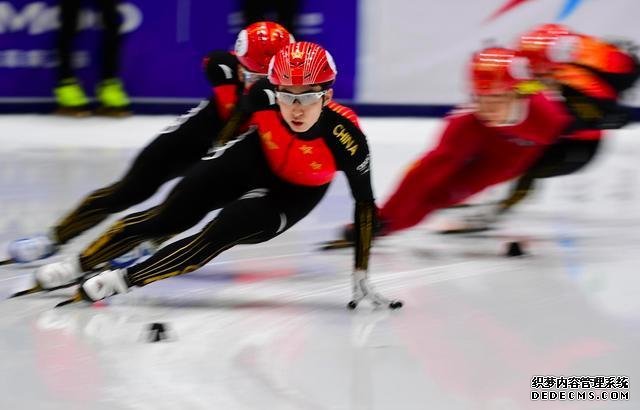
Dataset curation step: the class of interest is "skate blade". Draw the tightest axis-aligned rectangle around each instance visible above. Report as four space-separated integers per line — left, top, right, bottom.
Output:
9 284 43 298
94 106 132 118
9 279 81 299
446 200 500 210
54 292 84 308
54 107 92 117
0 258 15 266
319 239 354 250
437 226 492 235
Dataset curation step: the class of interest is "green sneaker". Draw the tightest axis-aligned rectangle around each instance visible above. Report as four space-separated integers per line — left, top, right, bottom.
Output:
54 78 89 108
96 78 130 108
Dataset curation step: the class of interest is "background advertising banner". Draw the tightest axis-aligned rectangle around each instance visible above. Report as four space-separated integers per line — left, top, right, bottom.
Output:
0 0 357 103
1 0 638 110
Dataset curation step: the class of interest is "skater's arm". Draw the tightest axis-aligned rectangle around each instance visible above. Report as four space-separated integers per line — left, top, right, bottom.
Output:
202 51 242 121
325 106 375 270
352 200 375 271
215 78 277 147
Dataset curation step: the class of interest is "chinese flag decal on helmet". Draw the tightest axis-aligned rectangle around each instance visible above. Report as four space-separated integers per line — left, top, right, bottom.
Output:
268 42 338 86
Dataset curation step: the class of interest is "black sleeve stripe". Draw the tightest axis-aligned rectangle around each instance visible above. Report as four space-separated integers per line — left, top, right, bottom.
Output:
354 201 374 270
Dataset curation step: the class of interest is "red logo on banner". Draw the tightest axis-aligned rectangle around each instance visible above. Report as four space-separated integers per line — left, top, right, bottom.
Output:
488 0 585 21
487 0 532 21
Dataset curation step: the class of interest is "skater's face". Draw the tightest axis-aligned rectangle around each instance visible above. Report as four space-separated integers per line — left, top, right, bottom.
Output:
474 92 518 126
276 85 333 133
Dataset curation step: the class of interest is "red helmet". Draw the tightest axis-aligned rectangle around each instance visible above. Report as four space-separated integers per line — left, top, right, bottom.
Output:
234 21 294 74
517 23 572 74
268 42 337 86
470 47 531 95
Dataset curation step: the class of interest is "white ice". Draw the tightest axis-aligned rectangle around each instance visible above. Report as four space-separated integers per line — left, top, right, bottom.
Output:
0 114 639 410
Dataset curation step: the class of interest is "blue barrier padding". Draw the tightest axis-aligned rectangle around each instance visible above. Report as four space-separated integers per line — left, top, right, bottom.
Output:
1 102 639 120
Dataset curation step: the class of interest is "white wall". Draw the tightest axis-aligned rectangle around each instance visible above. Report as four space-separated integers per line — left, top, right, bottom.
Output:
357 0 640 106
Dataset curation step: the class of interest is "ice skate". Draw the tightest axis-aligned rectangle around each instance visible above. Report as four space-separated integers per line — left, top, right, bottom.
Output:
109 241 158 269
7 234 58 264
36 257 84 288
436 206 499 235
95 78 132 117
56 269 129 307
9 257 84 299
53 77 91 117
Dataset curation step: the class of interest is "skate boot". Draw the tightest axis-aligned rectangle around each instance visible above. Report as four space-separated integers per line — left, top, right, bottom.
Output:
80 269 129 302
109 241 157 269
54 77 91 117
95 78 131 117
437 205 500 234
34 257 84 290
8 234 58 263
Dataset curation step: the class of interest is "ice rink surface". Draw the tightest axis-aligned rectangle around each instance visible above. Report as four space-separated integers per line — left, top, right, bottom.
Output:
0 114 639 409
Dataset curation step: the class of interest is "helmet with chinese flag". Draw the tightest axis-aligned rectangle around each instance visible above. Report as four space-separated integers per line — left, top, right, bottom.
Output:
268 41 337 87
470 47 532 95
517 23 572 74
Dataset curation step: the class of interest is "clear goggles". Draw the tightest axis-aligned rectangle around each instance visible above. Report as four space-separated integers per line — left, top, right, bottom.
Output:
241 67 267 85
275 90 327 106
